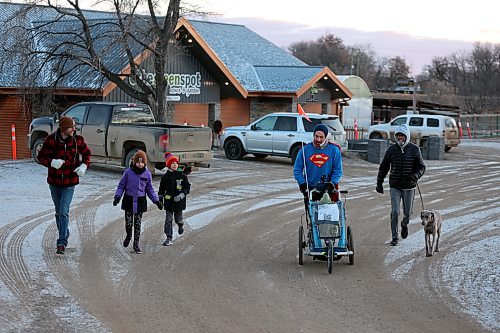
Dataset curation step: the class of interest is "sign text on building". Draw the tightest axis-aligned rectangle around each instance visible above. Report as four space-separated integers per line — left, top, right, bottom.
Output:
128 70 202 98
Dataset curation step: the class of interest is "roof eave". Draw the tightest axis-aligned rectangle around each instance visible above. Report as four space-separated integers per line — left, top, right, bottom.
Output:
296 67 352 99
176 17 248 98
0 87 101 96
247 91 296 98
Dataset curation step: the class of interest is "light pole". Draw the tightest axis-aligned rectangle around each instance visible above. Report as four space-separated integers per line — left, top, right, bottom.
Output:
409 78 416 113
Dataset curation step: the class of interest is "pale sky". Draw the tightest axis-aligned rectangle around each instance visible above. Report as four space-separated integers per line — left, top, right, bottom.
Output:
200 0 500 44
45 0 500 74
187 0 500 74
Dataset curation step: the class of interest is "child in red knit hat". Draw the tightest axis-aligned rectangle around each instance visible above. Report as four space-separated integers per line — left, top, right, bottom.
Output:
158 153 191 246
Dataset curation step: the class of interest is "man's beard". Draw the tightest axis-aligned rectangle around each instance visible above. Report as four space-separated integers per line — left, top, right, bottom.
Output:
314 138 328 149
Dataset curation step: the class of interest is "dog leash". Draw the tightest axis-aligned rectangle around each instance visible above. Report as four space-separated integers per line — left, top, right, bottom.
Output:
416 183 425 211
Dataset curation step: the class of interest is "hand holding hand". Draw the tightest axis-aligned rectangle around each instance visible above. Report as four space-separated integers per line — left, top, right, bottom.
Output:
173 193 185 202
74 164 87 177
376 183 384 194
156 201 163 210
51 159 64 169
113 196 120 206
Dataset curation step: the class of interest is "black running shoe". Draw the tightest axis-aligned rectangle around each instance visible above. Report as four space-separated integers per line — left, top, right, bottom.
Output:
123 237 131 248
401 225 408 239
178 224 184 235
390 239 398 246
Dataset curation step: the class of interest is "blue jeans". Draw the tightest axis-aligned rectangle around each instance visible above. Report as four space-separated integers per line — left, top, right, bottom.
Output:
49 185 75 247
389 187 415 240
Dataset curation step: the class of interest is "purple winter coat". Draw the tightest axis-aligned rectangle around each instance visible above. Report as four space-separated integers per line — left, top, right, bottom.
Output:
115 167 159 213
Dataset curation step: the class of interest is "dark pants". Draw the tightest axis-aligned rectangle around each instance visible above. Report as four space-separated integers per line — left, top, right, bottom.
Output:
125 211 143 248
164 211 183 240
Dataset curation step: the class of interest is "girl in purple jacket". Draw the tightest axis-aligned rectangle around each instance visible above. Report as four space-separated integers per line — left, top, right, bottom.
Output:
113 150 163 254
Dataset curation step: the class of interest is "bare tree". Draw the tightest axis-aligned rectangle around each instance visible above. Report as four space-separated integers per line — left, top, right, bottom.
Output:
424 43 500 113
9 0 202 123
373 56 411 91
289 33 378 88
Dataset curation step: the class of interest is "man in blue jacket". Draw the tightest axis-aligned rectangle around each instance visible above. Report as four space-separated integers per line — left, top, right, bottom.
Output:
376 124 426 246
294 124 342 202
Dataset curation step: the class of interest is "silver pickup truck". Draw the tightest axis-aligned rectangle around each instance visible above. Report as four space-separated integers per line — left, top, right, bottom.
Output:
28 102 213 174
221 112 348 163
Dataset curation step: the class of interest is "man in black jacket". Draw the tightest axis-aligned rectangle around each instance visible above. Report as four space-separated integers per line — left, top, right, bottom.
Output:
376 124 426 246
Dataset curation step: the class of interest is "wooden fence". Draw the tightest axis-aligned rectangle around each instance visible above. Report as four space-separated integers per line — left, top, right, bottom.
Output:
459 114 500 138
344 126 368 140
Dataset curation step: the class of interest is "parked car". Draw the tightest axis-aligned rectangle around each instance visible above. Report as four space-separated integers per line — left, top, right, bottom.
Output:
221 112 348 163
368 114 460 151
28 102 213 174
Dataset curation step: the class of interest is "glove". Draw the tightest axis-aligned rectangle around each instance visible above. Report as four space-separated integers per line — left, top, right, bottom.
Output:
74 164 87 177
51 159 64 169
410 174 418 182
299 183 307 193
155 201 163 210
173 193 185 202
376 183 384 194
113 196 120 206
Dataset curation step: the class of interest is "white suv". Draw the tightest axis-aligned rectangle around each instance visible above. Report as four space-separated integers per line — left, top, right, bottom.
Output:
368 114 460 151
222 112 348 163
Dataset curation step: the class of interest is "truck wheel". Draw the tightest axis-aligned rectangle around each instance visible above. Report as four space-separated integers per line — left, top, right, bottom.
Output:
124 148 145 168
224 138 244 160
369 132 383 139
290 145 301 164
32 138 45 164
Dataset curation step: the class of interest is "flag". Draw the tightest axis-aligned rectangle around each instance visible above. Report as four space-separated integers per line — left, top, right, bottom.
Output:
297 103 311 122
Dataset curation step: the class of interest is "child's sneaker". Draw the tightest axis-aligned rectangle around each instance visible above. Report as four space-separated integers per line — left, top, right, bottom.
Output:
178 224 184 235
163 239 173 246
56 245 65 254
134 246 142 254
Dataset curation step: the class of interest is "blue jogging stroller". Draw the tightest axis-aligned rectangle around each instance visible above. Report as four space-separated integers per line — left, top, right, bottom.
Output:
298 179 354 274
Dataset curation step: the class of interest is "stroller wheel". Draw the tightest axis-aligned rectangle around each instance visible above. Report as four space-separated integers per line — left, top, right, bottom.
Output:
347 226 354 265
327 240 334 274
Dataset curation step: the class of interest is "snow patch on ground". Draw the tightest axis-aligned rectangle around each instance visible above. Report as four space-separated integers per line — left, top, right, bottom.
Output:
440 237 500 332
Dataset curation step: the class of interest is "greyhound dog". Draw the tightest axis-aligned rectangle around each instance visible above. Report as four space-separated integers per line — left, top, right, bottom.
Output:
420 210 443 257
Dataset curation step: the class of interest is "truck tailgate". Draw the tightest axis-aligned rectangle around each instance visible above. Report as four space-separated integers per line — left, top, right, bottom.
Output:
168 127 212 152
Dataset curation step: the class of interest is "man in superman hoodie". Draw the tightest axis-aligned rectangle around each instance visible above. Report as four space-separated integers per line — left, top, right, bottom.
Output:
293 124 343 202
